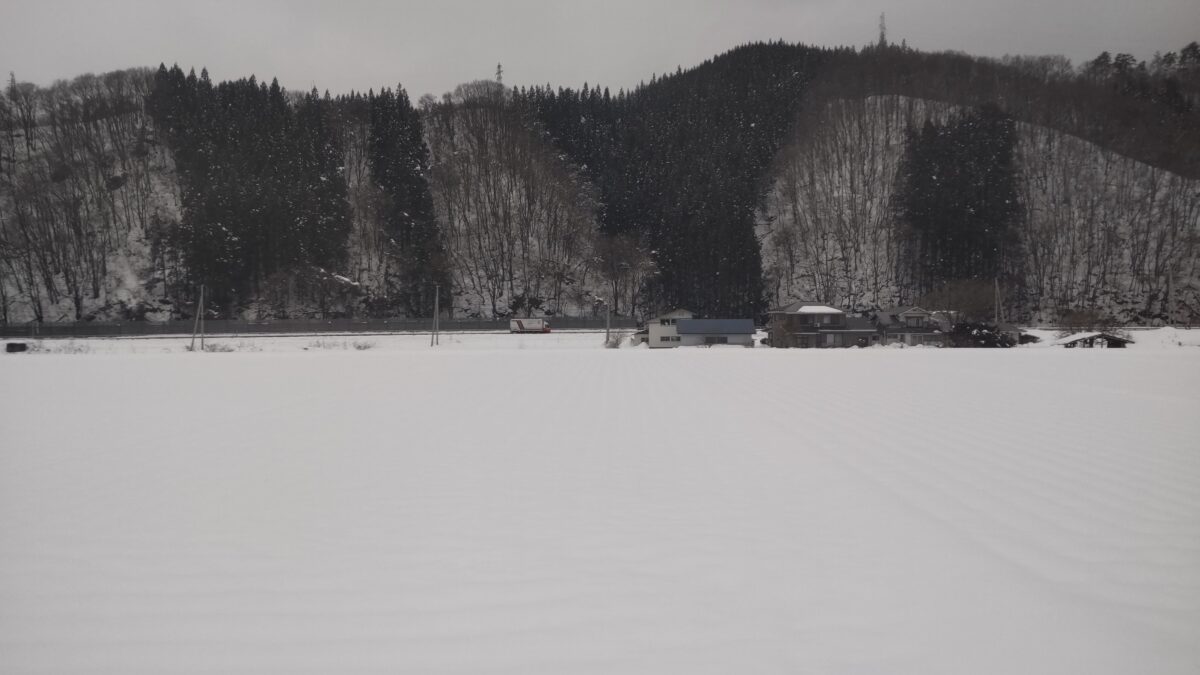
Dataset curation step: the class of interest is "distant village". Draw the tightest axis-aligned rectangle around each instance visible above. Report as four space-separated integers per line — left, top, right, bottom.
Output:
627 303 1133 349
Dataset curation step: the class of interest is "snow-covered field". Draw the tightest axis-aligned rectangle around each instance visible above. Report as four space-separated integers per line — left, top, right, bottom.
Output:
2 334 1199 674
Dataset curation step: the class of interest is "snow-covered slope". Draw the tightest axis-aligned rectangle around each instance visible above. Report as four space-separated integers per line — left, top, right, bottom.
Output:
759 95 1200 323
0 70 182 324
2 344 1197 673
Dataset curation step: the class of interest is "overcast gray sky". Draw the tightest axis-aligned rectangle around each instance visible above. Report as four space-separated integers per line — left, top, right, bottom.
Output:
1 0 1196 97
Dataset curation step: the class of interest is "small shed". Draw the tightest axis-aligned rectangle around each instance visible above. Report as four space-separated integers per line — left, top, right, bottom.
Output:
675 319 755 347
1055 332 1134 348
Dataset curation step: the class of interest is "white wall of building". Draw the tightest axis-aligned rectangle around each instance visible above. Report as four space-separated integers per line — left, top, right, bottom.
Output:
647 310 694 349
678 333 754 347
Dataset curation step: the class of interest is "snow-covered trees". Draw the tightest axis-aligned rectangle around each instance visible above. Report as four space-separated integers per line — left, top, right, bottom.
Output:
364 87 447 317
424 83 601 318
148 66 353 317
894 105 1021 300
516 42 834 318
758 94 1200 323
3 39 1198 325
758 96 929 310
1016 124 1200 323
0 68 176 323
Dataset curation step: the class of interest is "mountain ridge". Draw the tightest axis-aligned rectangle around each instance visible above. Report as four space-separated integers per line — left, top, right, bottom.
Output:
2 40 1197 324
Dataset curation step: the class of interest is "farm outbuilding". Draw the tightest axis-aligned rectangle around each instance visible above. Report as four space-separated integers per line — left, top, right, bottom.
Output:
1055 332 1134 348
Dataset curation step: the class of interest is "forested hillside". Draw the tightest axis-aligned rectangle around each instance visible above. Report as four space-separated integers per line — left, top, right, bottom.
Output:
425 80 603 318
0 69 179 323
2 39 1198 324
522 41 1200 323
759 95 1200 323
514 42 837 317
758 43 1200 323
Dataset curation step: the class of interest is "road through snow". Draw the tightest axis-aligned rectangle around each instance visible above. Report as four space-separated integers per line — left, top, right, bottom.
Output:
1 342 1198 673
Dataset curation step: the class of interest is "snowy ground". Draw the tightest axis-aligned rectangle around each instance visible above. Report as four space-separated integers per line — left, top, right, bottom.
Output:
2 329 624 354
1 335 1199 674
6 325 1199 355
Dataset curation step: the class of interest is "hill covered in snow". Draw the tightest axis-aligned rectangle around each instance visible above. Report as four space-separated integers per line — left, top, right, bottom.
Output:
2 40 1198 324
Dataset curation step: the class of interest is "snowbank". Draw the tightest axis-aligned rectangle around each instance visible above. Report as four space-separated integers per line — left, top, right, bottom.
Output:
1021 326 1200 349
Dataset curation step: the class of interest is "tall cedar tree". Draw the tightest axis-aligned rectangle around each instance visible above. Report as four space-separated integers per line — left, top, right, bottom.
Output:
147 65 350 315
367 87 448 316
894 105 1021 298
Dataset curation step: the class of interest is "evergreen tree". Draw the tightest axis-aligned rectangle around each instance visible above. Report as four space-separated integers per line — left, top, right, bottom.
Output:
147 69 352 315
368 87 448 316
894 105 1021 298
513 42 832 317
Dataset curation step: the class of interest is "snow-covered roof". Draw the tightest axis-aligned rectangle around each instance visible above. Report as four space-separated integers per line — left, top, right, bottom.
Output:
1054 331 1134 345
1055 332 1101 344
770 301 845 314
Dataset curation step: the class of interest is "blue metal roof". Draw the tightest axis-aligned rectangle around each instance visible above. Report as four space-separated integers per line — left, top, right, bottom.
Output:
675 319 755 335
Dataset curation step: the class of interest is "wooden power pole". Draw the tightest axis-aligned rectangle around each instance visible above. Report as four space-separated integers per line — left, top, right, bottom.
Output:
190 285 205 352
430 284 440 347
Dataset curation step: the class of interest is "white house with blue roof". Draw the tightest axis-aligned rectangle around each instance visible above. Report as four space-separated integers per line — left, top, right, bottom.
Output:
647 309 755 348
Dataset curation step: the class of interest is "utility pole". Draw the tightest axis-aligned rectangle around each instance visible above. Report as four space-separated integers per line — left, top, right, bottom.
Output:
190 284 205 352
430 283 440 347
605 299 611 346
199 285 205 352
994 278 1001 326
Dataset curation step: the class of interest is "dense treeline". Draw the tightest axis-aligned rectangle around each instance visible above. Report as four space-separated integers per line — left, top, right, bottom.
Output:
362 86 447 316
147 65 353 316
811 42 1200 180
514 42 837 317
0 68 175 323
514 39 1198 321
758 40 1200 323
894 105 1021 299
147 68 599 319
2 38 1198 324
760 92 1200 323
424 81 603 318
